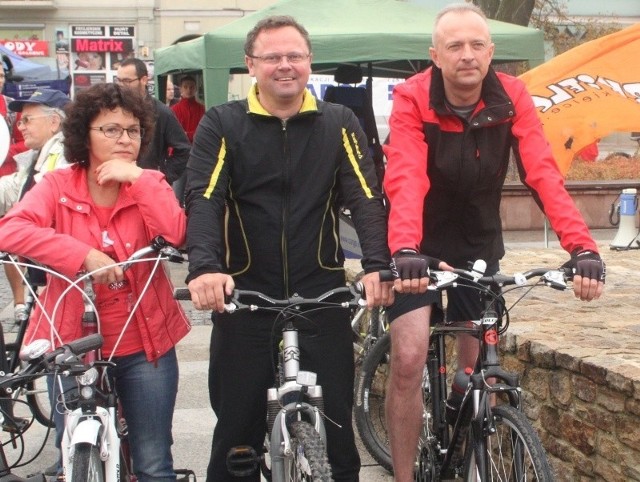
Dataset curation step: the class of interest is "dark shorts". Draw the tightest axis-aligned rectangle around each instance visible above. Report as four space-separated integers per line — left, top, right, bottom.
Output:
387 262 500 323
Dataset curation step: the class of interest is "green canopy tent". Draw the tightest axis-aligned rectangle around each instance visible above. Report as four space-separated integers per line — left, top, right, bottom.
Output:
154 0 545 108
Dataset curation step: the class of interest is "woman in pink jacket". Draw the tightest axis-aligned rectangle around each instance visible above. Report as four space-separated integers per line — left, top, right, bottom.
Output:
0 82 189 482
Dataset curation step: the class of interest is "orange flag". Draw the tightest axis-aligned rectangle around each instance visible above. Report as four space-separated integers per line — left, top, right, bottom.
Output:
519 23 640 175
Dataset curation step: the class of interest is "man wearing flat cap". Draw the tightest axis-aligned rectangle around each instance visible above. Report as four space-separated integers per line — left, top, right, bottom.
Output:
1 88 71 208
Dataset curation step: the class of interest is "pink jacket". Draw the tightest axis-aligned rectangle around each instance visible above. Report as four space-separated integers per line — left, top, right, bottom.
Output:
0 166 190 361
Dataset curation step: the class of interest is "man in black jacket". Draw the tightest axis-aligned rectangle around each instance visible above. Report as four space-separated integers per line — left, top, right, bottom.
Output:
185 15 393 482
115 58 190 188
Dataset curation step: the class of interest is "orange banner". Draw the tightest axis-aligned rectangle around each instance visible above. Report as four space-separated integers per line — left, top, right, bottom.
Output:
519 23 640 174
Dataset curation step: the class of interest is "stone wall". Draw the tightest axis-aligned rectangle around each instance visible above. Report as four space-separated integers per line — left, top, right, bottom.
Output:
501 181 640 230
500 333 640 481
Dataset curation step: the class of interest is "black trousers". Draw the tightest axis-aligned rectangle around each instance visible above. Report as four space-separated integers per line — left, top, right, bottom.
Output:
206 308 360 481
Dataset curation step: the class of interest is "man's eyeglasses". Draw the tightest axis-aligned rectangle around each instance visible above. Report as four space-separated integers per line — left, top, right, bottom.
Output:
90 124 144 140
114 77 141 85
248 52 310 65
17 115 50 127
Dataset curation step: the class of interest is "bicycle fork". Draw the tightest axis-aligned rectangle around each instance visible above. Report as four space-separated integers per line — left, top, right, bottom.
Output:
227 322 328 478
62 404 121 480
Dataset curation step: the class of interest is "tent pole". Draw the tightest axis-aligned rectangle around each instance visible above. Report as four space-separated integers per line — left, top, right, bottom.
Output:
366 62 373 106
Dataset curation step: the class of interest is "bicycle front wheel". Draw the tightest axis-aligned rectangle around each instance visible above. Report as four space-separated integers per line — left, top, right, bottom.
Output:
71 442 105 482
284 420 332 481
463 404 553 481
353 332 393 473
25 376 54 428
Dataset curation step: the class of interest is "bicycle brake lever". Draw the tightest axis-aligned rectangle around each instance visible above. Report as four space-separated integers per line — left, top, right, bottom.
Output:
224 302 237 313
542 270 569 290
427 271 458 290
160 245 185 263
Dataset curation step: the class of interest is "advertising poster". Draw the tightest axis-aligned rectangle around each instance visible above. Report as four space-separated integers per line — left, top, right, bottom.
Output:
70 25 135 96
55 28 70 78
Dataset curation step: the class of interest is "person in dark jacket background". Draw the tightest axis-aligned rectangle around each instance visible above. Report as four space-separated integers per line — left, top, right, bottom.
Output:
184 15 393 482
115 58 190 188
382 4 606 481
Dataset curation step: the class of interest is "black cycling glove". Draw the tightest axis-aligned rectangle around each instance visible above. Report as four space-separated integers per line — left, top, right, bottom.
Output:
562 250 606 283
391 249 441 280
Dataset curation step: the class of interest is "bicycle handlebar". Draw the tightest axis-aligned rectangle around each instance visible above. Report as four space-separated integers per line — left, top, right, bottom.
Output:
224 285 367 313
428 264 573 292
173 269 395 304
0 333 104 391
173 285 368 312
119 235 184 271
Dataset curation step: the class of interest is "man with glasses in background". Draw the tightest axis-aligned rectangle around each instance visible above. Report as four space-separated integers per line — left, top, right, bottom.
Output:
115 58 190 196
0 89 69 474
0 89 70 292
0 89 70 210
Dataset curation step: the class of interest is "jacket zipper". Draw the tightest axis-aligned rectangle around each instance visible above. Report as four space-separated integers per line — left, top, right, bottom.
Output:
281 119 290 297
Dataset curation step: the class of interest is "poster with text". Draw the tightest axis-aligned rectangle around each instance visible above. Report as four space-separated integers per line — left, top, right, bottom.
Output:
69 25 136 97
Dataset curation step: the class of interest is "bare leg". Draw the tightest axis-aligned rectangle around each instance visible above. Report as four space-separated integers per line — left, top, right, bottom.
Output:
385 306 431 482
4 263 25 306
455 332 478 372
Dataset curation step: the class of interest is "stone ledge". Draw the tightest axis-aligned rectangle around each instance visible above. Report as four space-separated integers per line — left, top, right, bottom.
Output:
501 180 640 230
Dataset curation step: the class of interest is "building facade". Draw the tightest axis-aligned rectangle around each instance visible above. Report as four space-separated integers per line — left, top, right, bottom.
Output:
0 0 277 98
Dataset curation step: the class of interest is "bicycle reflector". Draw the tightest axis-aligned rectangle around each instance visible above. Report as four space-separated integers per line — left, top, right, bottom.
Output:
226 445 260 477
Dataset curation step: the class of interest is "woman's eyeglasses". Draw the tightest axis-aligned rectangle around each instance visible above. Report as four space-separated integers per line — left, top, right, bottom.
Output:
90 124 144 140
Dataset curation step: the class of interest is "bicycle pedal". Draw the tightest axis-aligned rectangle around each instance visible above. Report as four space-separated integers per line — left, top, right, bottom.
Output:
226 445 260 477
175 468 196 481
1 416 29 433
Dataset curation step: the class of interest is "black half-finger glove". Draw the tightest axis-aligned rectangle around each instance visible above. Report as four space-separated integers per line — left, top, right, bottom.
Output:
391 249 440 280
562 250 606 283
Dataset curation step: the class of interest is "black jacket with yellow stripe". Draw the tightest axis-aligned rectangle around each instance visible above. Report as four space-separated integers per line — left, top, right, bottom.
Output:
185 87 390 298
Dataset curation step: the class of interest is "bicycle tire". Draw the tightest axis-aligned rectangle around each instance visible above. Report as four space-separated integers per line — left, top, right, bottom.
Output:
260 435 272 481
354 332 393 473
71 442 105 482
119 433 134 482
463 404 553 481
353 306 386 367
25 377 54 428
285 420 332 481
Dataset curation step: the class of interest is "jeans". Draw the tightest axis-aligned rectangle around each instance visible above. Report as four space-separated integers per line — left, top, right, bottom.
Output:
50 349 179 482
111 349 179 482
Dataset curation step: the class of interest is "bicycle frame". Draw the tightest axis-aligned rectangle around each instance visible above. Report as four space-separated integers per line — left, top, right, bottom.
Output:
0 334 103 482
424 318 521 479
266 319 327 480
419 266 569 480
174 285 367 481
60 280 123 482
55 237 185 482
0 255 58 430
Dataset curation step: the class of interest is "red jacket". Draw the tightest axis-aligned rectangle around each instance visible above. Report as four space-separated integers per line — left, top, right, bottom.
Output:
0 166 189 361
171 97 205 143
383 67 597 266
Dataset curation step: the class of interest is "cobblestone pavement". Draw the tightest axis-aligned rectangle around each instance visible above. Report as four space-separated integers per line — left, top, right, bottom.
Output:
499 238 640 383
